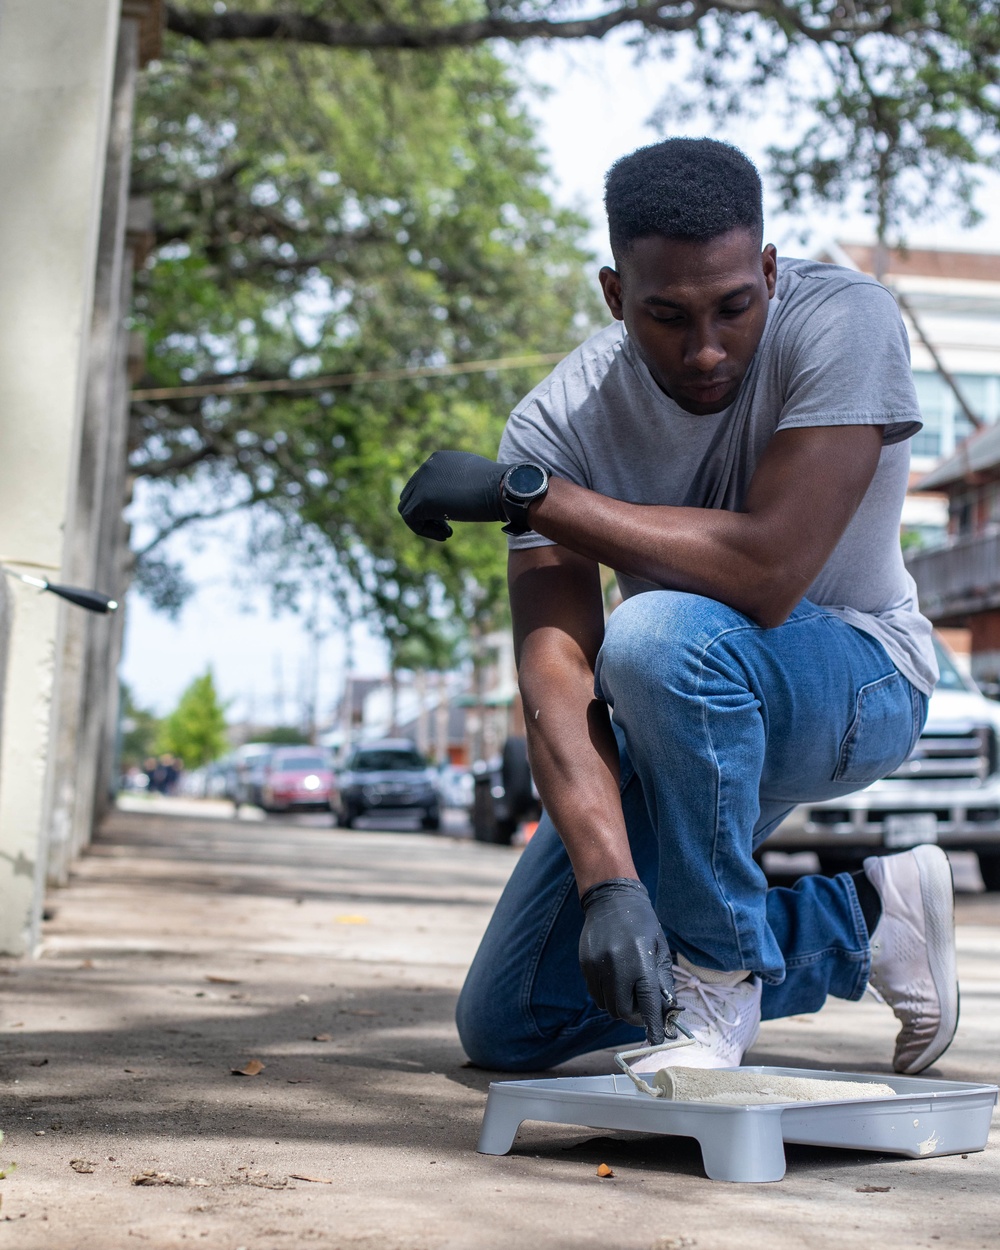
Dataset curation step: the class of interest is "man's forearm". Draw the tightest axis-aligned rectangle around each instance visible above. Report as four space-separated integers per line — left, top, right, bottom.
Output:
524 425 884 629
527 477 791 627
521 659 637 893
508 545 637 892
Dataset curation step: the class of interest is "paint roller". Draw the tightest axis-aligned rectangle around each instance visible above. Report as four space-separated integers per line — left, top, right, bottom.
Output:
2 566 118 614
615 1051 896 1103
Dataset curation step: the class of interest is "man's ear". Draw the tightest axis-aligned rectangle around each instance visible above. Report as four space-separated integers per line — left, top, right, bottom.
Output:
761 244 778 299
599 266 625 321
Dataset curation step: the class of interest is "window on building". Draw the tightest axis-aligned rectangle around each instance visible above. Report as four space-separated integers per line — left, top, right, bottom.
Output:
912 373 949 457
911 371 1000 458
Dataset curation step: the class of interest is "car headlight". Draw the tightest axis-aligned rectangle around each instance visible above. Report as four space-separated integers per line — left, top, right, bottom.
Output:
302 774 321 791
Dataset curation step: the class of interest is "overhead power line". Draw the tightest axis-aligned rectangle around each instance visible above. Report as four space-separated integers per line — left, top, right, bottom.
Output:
130 351 567 402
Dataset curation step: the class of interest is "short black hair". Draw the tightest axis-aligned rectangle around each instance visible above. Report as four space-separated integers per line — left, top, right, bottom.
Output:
604 138 763 259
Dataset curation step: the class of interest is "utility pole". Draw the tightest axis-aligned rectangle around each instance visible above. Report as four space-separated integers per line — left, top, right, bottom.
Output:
301 597 326 745
272 653 284 727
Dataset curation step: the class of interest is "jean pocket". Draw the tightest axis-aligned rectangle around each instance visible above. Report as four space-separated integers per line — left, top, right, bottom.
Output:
833 671 913 785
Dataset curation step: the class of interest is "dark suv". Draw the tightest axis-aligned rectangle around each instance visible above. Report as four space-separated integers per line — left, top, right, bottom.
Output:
334 739 440 830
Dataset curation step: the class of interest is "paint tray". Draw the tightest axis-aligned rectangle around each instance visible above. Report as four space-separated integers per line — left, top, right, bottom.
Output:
476 1065 997 1182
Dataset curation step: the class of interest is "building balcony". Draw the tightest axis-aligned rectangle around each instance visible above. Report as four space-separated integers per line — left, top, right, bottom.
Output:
906 527 1000 621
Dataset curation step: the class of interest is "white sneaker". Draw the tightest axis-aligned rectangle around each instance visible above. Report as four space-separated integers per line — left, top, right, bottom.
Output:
630 961 762 1073
864 844 959 1074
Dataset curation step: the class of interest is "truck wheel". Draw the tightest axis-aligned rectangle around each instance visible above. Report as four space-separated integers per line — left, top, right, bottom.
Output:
421 809 441 832
501 737 533 823
977 852 1000 891
492 814 518 846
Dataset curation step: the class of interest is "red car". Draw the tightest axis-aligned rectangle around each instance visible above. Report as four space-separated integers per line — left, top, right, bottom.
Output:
259 747 337 814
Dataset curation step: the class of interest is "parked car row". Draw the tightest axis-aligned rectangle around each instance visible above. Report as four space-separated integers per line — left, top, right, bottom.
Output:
186 630 1000 877
474 637 1000 888
219 739 471 831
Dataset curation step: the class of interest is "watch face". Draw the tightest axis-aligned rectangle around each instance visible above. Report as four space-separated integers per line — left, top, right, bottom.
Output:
506 463 546 496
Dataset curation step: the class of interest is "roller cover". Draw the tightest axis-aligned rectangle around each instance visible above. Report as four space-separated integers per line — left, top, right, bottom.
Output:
653 1067 897 1104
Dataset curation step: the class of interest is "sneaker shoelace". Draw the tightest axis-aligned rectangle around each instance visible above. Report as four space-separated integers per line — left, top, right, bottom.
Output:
673 967 747 1037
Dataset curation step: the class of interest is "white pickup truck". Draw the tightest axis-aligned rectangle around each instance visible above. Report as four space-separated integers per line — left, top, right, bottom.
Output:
766 636 1000 889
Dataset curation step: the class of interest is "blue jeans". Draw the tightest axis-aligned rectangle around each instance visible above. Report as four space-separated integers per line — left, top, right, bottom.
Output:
457 592 928 1070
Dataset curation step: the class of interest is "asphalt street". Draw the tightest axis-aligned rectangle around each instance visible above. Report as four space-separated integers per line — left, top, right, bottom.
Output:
0 797 996 1249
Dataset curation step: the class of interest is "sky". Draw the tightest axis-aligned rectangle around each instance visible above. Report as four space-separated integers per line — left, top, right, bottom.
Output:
119 30 1000 722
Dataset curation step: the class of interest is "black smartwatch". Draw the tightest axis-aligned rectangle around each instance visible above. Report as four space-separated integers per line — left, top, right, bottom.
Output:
500 462 550 535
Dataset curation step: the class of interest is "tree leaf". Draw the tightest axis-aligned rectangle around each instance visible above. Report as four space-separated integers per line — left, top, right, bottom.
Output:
231 1058 266 1076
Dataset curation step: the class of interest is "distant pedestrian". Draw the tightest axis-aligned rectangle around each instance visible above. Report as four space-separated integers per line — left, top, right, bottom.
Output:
143 757 161 793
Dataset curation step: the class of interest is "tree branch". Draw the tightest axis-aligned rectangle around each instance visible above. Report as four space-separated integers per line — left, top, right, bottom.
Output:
130 442 221 480
134 500 255 558
165 2 894 50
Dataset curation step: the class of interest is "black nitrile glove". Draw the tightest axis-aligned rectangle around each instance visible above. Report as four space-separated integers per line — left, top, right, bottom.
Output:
398 450 511 541
579 877 677 1045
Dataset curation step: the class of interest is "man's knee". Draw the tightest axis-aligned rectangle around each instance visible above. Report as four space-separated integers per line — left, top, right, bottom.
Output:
597 590 748 703
455 979 550 1071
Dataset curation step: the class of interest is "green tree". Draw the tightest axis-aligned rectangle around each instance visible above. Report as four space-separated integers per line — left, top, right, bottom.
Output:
165 1 1000 243
156 669 229 768
255 725 309 744
139 1 999 650
129 14 600 645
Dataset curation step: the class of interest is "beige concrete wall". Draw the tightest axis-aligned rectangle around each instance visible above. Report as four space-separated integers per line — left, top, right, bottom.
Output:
0 0 121 953
47 16 142 885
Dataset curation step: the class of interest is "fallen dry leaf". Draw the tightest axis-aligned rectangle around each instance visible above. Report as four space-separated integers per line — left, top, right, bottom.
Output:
231 1059 265 1077
312 1033 333 1042
69 1159 96 1174
339 1008 379 1017
596 1163 614 1178
289 1173 334 1185
334 915 369 925
856 1185 891 1193
205 975 241 985
131 1171 209 1188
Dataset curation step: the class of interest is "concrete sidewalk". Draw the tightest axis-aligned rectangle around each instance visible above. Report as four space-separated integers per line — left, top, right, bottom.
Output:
0 803 997 1249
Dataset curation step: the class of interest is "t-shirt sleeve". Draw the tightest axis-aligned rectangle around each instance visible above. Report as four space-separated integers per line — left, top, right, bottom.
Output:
498 388 590 551
776 281 922 445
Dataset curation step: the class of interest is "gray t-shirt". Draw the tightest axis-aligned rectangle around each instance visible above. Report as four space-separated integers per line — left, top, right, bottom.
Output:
499 256 938 694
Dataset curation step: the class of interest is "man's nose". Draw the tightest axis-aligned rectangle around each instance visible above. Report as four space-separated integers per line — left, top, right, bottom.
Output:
684 328 726 373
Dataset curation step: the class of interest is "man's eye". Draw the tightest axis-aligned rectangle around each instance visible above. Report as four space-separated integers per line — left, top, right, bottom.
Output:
721 303 751 317
650 313 683 324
